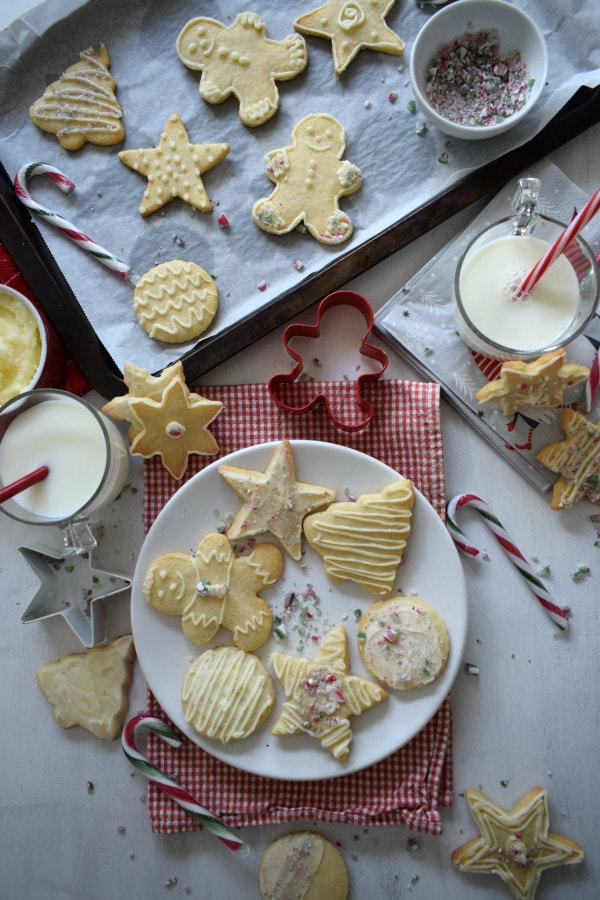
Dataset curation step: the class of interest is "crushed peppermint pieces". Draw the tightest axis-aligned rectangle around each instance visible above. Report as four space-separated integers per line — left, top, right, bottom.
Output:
293 258 304 271
388 92 398 103
217 213 230 228
257 280 267 292
464 663 479 676
425 30 533 127
571 565 590 583
407 99 417 114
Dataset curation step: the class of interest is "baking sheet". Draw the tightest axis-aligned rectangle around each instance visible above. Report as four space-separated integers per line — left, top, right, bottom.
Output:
1 0 599 391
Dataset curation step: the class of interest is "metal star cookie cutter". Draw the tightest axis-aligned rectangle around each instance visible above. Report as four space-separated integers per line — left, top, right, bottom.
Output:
18 540 132 648
268 290 389 431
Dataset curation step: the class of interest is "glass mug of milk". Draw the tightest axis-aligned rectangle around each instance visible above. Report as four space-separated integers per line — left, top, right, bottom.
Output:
0 389 129 555
453 178 600 360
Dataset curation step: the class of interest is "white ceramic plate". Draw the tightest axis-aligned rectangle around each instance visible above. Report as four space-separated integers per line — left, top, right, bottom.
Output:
131 440 468 780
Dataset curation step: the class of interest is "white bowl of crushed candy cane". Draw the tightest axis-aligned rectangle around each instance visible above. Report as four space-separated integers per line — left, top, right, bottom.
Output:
409 0 548 140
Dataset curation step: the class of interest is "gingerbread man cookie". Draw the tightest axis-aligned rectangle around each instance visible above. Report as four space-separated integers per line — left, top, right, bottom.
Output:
143 533 284 652
252 113 362 245
176 12 308 127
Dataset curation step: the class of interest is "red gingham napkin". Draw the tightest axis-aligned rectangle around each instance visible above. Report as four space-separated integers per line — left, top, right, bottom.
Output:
144 379 453 835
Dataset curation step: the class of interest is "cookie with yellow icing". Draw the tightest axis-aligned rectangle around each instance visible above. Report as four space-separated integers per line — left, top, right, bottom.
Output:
357 596 449 690
270 625 387 762
536 409 600 509
143 533 283 652
132 260 218 344
259 832 348 900
452 787 583 899
219 440 337 561
303 479 414 595
118 113 229 216
475 349 589 416
29 43 124 150
182 645 275 743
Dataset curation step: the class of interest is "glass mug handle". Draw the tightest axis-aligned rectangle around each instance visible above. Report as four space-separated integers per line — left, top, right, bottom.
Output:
60 517 98 556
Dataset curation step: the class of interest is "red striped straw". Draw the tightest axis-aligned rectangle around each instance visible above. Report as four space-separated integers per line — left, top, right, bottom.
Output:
516 187 600 298
0 465 49 504
13 162 130 278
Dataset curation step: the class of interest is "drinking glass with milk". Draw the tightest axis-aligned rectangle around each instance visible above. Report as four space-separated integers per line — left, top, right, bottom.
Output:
0 389 129 555
453 177 600 360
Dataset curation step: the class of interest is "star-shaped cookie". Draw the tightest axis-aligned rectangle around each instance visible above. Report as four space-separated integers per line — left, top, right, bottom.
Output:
475 349 589 416
452 787 584 900
118 113 229 216
536 409 600 509
270 625 387 761
294 0 405 75
218 440 337 560
128 376 222 479
102 361 184 442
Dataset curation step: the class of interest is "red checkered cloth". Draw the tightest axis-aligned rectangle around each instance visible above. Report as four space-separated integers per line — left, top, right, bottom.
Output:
144 379 453 835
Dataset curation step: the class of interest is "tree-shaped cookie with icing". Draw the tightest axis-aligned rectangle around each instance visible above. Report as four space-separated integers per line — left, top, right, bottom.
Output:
252 113 362 245
143 533 283 652
29 43 124 150
176 12 308 127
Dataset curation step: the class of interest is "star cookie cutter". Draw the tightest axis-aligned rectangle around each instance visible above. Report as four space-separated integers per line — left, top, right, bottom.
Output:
268 290 388 431
18 541 132 647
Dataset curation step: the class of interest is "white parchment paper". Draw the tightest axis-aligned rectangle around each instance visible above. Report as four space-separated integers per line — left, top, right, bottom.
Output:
1 0 599 376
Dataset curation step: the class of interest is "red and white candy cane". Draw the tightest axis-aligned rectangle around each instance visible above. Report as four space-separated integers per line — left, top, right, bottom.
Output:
14 162 130 278
122 714 247 854
516 186 600 298
446 493 570 631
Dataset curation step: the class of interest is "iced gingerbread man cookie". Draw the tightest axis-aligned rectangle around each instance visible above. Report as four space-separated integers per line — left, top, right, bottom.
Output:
252 113 362 245
176 12 308 127
143 533 283 652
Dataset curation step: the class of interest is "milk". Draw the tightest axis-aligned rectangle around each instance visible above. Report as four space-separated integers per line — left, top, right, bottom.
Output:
0 396 127 521
458 235 580 353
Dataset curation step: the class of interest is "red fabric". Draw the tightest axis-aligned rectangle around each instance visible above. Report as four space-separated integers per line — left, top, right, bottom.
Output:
0 242 90 396
143 379 454 835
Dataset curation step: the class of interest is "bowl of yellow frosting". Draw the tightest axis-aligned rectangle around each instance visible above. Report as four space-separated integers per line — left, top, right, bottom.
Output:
0 286 48 404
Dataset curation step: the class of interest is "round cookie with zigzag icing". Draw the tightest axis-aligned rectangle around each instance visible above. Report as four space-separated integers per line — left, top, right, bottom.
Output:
132 260 218 343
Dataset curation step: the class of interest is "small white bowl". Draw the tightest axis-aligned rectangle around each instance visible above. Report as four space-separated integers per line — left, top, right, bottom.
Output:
0 285 53 404
409 0 548 140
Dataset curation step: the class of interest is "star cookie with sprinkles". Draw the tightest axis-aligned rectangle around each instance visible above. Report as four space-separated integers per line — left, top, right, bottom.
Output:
475 349 589 416
102 361 184 442
270 625 387 762
294 0 405 75
118 113 229 216
219 439 336 560
452 787 583 900
536 409 600 509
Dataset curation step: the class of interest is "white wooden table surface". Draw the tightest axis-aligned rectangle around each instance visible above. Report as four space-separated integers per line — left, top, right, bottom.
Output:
1 3 599 897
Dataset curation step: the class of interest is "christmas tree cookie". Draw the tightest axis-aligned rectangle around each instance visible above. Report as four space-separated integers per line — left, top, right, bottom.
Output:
29 42 124 150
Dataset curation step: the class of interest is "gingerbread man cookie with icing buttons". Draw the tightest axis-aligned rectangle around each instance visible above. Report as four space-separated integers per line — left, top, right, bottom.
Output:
176 12 308 127
252 113 362 245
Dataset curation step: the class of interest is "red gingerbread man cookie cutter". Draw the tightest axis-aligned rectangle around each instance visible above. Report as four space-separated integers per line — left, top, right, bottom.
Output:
268 290 388 431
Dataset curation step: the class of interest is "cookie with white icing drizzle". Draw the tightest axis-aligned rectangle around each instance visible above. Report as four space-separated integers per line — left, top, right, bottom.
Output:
259 831 348 899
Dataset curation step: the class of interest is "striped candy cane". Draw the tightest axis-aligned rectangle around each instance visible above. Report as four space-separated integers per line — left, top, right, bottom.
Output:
516 186 600 297
122 714 248 854
14 162 130 278
446 493 570 631
578 347 600 413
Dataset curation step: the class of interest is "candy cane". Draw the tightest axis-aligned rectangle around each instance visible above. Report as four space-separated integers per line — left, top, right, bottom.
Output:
516 187 600 297
578 347 600 413
122 714 248 853
14 162 130 278
446 493 570 631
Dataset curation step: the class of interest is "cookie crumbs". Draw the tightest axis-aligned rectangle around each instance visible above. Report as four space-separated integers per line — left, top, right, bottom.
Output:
117 825 126 834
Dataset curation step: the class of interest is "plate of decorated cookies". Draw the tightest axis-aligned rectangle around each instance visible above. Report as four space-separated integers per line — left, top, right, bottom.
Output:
131 439 468 780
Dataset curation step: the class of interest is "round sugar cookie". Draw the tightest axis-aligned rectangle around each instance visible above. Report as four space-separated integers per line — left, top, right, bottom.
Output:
133 260 218 343
259 832 348 900
357 595 449 690
182 646 274 743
